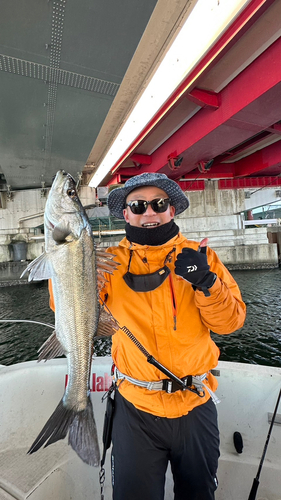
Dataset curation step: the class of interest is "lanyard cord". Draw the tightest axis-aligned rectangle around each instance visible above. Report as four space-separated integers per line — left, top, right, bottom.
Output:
101 299 197 393
119 325 187 390
127 246 176 272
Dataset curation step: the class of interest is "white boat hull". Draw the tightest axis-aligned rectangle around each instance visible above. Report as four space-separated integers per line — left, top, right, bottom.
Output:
0 358 280 500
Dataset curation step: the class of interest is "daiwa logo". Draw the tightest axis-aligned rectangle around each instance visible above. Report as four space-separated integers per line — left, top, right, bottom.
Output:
186 265 197 273
65 372 112 392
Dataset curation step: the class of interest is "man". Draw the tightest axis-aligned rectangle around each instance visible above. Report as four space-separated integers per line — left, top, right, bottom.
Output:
101 172 246 500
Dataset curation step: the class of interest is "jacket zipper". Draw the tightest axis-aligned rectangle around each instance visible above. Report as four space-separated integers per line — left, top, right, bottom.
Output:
168 274 177 330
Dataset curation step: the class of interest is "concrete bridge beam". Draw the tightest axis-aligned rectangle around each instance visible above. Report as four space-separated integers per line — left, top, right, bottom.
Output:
244 187 281 212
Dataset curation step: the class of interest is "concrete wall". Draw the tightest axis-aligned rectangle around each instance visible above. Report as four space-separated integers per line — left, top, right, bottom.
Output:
179 181 245 218
0 190 45 232
177 181 245 240
267 226 281 261
212 243 278 269
0 180 279 269
175 182 278 268
0 188 46 262
0 185 96 262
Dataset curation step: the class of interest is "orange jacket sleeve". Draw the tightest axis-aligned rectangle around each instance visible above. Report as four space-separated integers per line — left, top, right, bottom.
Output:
194 247 246 334
48 279 55 312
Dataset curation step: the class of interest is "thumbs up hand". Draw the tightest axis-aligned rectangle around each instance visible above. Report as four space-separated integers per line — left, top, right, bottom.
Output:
175 239 216 295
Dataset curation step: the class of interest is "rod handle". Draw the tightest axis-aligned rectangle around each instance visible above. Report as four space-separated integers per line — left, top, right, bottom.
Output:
147 355 186 389
248 478 259 500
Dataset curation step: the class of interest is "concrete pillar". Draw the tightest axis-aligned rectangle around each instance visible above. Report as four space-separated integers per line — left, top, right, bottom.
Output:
175 180 278 269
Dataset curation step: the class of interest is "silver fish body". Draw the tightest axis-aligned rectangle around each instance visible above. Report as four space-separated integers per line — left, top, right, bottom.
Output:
52 228 99 411
22 170 119 466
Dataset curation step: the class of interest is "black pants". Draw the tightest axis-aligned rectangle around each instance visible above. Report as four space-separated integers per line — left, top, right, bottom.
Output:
111 390 220 500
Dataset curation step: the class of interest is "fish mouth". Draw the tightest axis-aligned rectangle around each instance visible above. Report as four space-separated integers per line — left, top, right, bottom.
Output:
53 170 76 188
142 222 160 228
66 172 76 185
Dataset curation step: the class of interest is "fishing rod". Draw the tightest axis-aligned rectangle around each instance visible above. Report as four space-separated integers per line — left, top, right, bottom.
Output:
0 319 55 329
248 387 281 500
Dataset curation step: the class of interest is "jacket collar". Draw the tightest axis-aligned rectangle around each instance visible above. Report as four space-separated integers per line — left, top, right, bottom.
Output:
118 232 187 251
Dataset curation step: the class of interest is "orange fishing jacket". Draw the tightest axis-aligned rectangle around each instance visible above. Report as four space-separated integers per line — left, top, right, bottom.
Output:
99 233 246 418
48 232 246 418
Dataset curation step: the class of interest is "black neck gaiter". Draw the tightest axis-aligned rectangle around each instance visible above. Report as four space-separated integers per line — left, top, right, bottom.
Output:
125 220 179 246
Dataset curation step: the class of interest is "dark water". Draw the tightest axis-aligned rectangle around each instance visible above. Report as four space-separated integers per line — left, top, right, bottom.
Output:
212 269 281 367
0 269 280 367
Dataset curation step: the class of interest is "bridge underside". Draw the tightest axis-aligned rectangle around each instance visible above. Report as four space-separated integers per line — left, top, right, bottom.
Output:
88 0 281 192
1 1 281 194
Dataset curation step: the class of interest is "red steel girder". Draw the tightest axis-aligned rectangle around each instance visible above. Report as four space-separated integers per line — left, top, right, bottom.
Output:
219 176 281 189
187 88 220 109
266 123 281 136
214 131 272 163
177 180 205 191
182 140 281 180
182 164 235 180
130 153 152 165
107 173 122 186
234 139 281 177
107 170 143 185
178 177 281 191
131 35 281 178
110 0 272 176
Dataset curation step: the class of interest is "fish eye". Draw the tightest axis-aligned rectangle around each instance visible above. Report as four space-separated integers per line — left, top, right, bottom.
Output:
67 188 77 198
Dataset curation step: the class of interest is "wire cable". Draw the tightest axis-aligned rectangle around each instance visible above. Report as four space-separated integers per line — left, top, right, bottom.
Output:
0 319 55 329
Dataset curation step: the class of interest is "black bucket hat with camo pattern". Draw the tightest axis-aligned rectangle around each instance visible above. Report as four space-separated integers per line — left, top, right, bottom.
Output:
107 172 189 219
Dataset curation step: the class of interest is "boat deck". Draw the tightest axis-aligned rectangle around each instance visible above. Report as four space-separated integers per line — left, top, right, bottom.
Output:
0 359 280 499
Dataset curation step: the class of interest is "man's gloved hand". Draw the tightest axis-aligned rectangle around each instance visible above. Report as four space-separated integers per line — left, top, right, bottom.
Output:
175 246 216 295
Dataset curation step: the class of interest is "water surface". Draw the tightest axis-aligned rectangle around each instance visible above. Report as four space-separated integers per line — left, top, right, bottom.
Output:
0 269 280 367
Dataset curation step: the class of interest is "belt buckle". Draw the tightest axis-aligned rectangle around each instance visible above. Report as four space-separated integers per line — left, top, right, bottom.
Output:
163 375 205 397
163 378 186 393
163 379 174 393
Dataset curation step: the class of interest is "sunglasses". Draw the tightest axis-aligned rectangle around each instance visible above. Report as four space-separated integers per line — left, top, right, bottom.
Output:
125 197 171 215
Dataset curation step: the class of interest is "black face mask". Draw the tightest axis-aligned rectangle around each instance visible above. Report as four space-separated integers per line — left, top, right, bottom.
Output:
123 248 176 292
125 220 179 246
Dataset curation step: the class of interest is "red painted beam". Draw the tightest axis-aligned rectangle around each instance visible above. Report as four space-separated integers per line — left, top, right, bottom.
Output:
215 131 272 163
266 123 281 136
179 176 281 191
130 154 152 165
187 88 220 109
182 164 236 180
115 167 145 177
178 180 205 191
181 140 281 180
131 35 281 177
219 176 281 189
234 140 281 177
110 0 271 176
107 174 122 186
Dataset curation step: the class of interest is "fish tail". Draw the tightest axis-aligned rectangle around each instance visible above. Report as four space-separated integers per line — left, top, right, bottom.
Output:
27 396 100 467
68 396 100 466
27 398 73 453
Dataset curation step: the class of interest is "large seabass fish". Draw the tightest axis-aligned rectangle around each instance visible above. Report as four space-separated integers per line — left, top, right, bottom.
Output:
22 170 119 466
